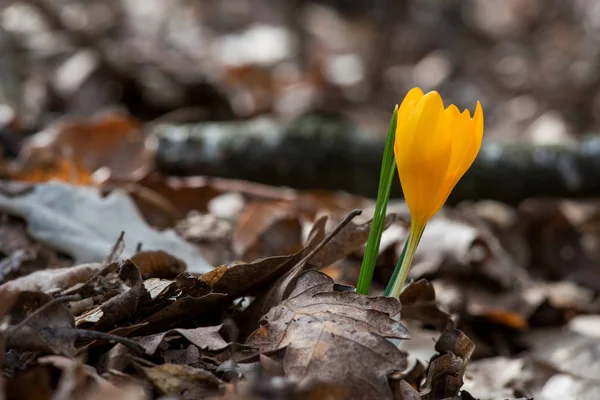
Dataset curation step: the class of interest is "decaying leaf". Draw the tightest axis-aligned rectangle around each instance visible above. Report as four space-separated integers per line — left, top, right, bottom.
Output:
17 112 152 182
137 363 224 399
246 270 410 400
399 279 451 331
6 291 77 355
0 262 104 293
420 326 475 399
232 200 303 261
136 325 229 355
76 260 146 330
130 250 187 279
0 181 212 273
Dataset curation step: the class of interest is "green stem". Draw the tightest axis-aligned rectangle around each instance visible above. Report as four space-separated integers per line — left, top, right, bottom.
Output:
386 221 426 298
356 105 398 295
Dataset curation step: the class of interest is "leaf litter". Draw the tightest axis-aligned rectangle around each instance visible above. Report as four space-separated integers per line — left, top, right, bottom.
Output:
0 135 599 399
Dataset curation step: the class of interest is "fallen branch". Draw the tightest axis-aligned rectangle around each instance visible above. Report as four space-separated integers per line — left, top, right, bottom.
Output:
154 115 600 204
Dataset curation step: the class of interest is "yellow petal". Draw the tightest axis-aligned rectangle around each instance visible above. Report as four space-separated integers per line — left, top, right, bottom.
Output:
445 104 460 122
395 91 451 223
397 87 425 125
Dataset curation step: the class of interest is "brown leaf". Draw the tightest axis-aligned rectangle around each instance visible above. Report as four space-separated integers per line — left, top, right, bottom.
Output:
239 210 383 336
6 291 76 355
136 325 228 355
0 215 61 284
399 279 451 331
232 200 303 261
16 112 152 182
130 250 186 279
1 263 104 293
246 270 410 400
391 380 420 400
138 363 224 400
135 293 227 334
76 260 146 330
310 212 399 267
420 326 475 399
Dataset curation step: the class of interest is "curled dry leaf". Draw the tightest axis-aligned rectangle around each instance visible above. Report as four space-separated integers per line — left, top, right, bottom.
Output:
6 291 77 355
130 250 186 279
0 262 104 293
137 363 224 400
420 326 475 400
16 112 152 182
240 210 394 335
76 260 146 330
0 214 61 284
232 200 303 261
399 279 451 331
245 270 410 400
136 325 229 355
0 181 212 274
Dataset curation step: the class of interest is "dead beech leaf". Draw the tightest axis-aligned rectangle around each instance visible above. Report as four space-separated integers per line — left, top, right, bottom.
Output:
136 293 227 334
0 263 104 293
136 325 228 355
6 291 77 355
0 214 61 284
238 210 374 334
130 250 186 279
10 157 94 185
399 279 451 331
420 326 475 400
138 363 224 400
310 212 399 267
232 200 303 261
246 270 409 400
18 112 152 182
76 260 146 330
0 181 212 274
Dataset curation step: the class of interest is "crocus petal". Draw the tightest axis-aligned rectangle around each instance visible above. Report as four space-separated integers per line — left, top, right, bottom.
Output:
395 91 452 223
394 88 484 225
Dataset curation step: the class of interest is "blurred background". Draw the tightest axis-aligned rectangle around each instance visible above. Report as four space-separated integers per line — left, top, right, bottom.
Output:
3 0 600 141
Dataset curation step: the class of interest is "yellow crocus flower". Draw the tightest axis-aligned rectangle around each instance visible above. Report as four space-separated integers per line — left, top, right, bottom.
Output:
388 88 484 297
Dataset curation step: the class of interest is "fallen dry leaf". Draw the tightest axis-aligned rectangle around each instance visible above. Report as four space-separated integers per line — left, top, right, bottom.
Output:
0 181 212 273
6 291 77 355
0 262 104 293
399 279 451 331
137 363 224 399
245 270 409 400
232 200 303 261
136 325 229 355
130 250 187 279
17 112 152 182
76 260 146 330
420 326 475 399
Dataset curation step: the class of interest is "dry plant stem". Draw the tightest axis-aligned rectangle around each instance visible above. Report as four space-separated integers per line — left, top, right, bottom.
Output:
388 222 426 298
